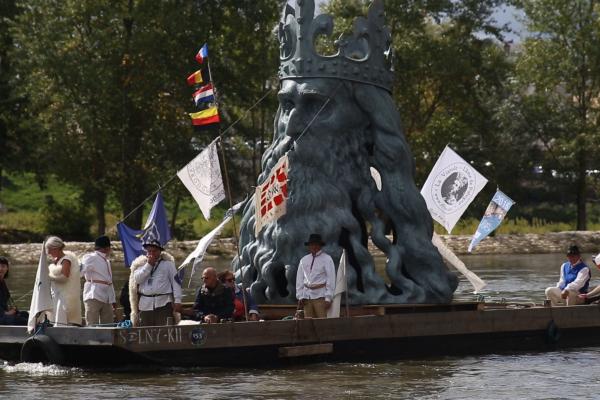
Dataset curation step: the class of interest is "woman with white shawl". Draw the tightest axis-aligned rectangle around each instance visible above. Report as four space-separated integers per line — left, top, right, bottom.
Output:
46 236 82 326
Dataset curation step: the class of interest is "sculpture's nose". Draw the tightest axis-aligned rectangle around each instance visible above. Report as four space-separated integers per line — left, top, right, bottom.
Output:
282 107 303 139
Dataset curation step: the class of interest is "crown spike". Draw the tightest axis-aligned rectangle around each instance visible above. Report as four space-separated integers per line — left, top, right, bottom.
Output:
278 0 394 92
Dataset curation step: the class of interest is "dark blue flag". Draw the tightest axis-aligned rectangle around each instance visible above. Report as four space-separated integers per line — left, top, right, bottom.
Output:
140 191 172 245
117 192 172 267
117 222 144 268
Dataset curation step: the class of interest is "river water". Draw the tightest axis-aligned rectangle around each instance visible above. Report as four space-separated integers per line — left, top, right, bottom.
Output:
1 253 599 399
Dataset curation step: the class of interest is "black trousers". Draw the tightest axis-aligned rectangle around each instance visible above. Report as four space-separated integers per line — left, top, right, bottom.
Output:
138 302 173 327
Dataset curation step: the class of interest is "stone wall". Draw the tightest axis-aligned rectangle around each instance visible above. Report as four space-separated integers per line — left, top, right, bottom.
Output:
1 231 599 265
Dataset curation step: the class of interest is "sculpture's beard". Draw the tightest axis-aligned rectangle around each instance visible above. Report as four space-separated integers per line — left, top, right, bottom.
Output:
235 81 458 305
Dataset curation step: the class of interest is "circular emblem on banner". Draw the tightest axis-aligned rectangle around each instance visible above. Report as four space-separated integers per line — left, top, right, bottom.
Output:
190 327 207 346
187 147 222 195
430 163 476 213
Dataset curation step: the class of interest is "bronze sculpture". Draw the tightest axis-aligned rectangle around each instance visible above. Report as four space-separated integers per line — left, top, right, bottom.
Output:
234 0 458 304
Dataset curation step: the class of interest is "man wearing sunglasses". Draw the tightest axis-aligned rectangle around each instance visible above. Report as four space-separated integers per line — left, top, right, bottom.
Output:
218 270 260 321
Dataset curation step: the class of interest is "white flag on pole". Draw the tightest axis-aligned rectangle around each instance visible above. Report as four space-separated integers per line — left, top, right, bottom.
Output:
327 249 347 318
177 139 225 220
179 199 246 286
255 154 289 235
420 146 488 233
432 232 487 293
27 241 53 333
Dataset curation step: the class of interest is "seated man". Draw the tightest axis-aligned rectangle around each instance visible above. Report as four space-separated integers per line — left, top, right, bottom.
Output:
190 267 233 323
218 270 260 321
545 245 590 306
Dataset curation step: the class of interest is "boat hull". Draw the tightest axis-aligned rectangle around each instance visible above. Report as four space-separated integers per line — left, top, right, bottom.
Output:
2 303 600 367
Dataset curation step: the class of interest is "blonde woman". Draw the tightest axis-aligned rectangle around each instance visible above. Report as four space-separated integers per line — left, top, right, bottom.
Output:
46 236 82 326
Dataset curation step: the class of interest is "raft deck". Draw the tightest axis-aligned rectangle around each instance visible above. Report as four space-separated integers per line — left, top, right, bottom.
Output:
2 302 600 367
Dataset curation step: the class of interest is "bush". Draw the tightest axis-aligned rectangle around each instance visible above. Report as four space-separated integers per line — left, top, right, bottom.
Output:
40 195 92 241
172 218 196 240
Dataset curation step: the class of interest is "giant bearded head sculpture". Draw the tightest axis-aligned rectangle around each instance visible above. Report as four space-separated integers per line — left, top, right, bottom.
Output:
234 0 458 304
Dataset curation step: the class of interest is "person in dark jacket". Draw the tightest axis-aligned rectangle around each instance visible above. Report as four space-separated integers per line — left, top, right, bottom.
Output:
119 281 131 321
0 256 27 325
191 267 233 323
218 269 260 321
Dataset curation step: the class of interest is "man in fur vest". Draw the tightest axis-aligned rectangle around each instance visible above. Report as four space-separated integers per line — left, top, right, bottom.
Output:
129 240 182 326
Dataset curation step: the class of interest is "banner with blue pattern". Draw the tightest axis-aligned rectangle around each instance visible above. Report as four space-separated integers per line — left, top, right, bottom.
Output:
468 190 515 252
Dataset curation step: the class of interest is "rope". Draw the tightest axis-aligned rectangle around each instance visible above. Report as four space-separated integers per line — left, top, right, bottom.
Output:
294 81 343 145
217 89 273 141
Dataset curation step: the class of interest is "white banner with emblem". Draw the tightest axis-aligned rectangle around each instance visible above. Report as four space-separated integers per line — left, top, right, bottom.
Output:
177 139 225 220
421 146 488 233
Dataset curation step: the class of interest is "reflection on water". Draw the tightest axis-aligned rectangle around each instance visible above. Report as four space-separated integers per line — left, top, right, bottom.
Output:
4 351 600 399
2 253 600 399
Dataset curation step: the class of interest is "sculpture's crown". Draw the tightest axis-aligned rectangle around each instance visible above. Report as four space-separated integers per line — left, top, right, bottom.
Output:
278 0 393 92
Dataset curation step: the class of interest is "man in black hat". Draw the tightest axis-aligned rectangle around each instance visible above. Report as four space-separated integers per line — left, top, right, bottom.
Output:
545 245 590 306
295 233 336 318
130 240 182 326
81 235 116 325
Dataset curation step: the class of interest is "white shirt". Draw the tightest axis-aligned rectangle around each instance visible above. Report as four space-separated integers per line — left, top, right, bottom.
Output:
296 250 335 302
81 251 116 304
133 258 182 311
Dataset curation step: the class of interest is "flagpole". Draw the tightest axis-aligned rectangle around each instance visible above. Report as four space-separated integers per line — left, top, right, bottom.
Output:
217 138 249 321
206 57 216 103
207 51 249 321
120 175 177 224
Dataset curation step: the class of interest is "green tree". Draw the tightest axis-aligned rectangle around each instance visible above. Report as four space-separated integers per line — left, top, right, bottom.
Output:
9 0 280 236
0 0 47 190
512 0 600 229
202 1 280 196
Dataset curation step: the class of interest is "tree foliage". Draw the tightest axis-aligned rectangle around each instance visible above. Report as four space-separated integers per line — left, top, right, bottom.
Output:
0 0 46 187
8 0 280 236
510 0 600 229
5 0 600 237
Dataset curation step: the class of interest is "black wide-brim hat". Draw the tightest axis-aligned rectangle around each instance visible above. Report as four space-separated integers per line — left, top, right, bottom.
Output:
567 245 581 256
304 233 325 246
94 235 111 249
143 239 164 251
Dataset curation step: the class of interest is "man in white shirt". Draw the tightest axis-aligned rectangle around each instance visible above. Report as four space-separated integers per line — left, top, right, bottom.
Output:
296 233 336 318
81 235 116 326
131 240 182 326
545 245 590 306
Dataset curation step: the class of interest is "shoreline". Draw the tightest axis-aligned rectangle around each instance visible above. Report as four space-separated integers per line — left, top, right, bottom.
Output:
1 231 599 265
